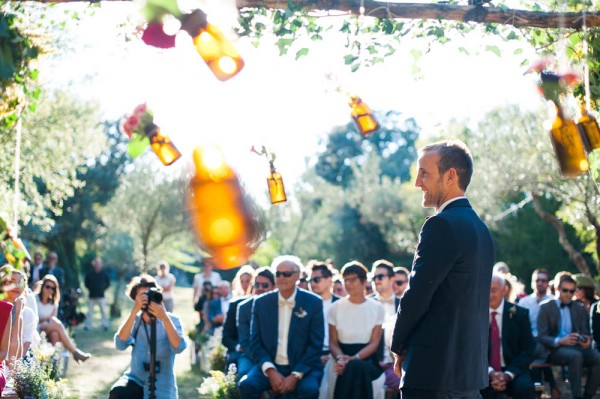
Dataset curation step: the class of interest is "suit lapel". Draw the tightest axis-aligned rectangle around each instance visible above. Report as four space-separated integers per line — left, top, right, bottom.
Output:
288 291 301 352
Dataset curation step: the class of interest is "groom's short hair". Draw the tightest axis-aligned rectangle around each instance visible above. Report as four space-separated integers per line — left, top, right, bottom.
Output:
421 140 474 191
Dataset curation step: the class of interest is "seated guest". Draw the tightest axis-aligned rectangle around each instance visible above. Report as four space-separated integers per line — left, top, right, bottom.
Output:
208 281 231 332
481 274 535 399
1 266 39 359
236 267 276 378
35 275 91 363
369 259 400 394
222 268 253 369
574 273 598 314
518 268 559 399
239 256 324 399
0 298 12 396
231 265 254 298
325 261 385 399
392 266 409 299
332 274 346 298
538 273 600 399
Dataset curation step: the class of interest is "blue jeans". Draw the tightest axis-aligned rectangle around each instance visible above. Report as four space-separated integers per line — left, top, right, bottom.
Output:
239 364 320 399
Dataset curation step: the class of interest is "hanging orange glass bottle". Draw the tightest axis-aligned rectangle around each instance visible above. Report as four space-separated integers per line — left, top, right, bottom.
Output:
549 103 589 178
267 162 287 204
349 96 379 137
188 146 258 269
182 10 244 82
147 125 182 166
577 106 600 152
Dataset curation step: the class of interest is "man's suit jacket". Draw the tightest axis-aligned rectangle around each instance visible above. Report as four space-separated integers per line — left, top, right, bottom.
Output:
39 265 65 288
237 296 255 356
249 288 324 376
208 298 227 323
537 299 590 350
493 302 535 377
391 198 495 391
222 295 250 353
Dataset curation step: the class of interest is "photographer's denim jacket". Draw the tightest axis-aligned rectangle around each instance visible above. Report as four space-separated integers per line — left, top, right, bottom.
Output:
115 312 186 399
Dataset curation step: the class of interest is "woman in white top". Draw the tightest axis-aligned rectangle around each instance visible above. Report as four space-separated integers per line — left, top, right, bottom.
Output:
155 261 176 312
326 261 385 399
36 275 90 363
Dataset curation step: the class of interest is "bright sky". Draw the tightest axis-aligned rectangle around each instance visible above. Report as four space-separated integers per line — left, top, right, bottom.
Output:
40 1 542 202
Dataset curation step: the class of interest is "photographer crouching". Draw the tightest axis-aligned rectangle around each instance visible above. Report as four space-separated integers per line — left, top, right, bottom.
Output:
109 274 186 399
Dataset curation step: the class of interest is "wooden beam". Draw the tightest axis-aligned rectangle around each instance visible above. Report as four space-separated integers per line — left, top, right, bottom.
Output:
238 1 600 29
18 0 600 30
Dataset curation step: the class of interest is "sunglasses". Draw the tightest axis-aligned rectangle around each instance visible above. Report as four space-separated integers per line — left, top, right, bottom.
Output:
44 285 56 292
535 279 549 283
561 288 576 294
395 280 407 286
310 276 328 284
372 273 391 281
254 282 270 289
276 271 298 278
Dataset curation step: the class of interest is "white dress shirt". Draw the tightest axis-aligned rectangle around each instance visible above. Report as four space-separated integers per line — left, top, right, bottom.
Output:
437 196 467 214
262 288 298 374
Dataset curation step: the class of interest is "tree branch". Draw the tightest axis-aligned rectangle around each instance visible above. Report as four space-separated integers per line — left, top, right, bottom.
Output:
531 193 592 276
25 1 600 30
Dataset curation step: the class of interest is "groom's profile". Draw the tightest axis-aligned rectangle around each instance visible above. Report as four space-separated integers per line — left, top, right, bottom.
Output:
391 140 495 399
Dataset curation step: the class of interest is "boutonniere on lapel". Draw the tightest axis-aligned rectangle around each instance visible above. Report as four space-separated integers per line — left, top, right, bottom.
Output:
508 305 517 319
294 307 308 318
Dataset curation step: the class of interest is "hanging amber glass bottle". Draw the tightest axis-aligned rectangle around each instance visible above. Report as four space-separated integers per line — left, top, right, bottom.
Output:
349 96 379 137
147 126 182 166
549 104 589 178
188 146 258 269
182 10 244 82
267 162 287 204
577 106 600 152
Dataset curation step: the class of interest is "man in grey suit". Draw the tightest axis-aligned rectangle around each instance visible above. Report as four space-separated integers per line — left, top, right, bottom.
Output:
538 273 600 399
391 140 495 399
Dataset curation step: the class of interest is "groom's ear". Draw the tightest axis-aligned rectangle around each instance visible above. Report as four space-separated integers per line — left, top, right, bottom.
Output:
444 167 458 186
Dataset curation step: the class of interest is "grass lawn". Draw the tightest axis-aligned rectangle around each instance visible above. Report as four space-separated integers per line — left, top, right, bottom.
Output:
63 285 204 398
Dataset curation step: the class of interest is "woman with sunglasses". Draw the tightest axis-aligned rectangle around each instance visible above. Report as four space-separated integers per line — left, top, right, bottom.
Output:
35 274 91 362
325 261 386 399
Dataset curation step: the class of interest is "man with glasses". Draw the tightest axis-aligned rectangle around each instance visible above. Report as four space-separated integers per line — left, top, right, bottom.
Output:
239 256 324 399
371 259 401 395
236 267 276 378
306 261 340 365
538 273 600 399
517 268 558 398
393 267 410 299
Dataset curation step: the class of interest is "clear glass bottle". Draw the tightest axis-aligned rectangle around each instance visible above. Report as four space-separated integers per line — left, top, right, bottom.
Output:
349 96 379 137
550 104 589 178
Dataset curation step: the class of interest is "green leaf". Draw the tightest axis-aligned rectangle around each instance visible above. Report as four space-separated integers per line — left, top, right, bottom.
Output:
458 47 469 55
295 48 309 60
351 63 360 73
0 41 15 79
344 54 358 65
506 31 518 41
485 45 501 57
127 135 150 158
498 4 509 12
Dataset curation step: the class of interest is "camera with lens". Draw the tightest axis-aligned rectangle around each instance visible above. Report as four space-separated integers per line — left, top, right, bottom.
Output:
578 334 587 342
143 287 163 311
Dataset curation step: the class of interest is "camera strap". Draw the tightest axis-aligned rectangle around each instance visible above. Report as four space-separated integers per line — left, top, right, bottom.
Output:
131 317 143 347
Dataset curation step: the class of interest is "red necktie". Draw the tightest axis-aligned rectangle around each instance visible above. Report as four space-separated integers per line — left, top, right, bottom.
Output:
490 311 502 371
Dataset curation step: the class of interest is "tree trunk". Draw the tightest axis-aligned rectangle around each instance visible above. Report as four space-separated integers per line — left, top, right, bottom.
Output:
110 275 124 318
35 1 600 30
531 193 592 277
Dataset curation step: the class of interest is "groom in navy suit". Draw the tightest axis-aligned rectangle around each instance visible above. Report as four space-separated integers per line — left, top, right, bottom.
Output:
239 255 324 399
391 140 495 399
